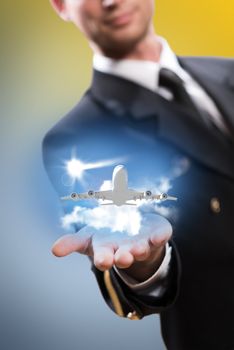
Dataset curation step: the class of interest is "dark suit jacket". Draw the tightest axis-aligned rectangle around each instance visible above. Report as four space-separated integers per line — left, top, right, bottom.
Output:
43 57 234 350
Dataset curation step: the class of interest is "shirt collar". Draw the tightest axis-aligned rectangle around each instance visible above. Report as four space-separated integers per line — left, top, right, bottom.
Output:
93 36 189 92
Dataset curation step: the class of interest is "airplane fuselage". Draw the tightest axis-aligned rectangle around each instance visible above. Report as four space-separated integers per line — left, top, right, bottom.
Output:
112 165 134 206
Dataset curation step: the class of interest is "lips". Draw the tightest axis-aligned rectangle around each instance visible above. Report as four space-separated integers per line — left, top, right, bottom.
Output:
104 9 135 27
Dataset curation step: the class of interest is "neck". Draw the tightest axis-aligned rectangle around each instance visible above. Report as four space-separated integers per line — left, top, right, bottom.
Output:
92 26 162 62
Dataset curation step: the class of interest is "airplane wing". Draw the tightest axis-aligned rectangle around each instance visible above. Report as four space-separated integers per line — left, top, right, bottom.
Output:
61 190 114 202
61 192 92 201
93 190 113 201
61 190 177 203
147 193 178 201
127 189 145 200
126 190 177 201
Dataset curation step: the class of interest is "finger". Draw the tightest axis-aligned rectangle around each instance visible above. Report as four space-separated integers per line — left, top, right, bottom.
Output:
150 220 172 247
114 246 134 269
130 239 151 262
138 213 172 247
52 231 91 257
93 246 115 271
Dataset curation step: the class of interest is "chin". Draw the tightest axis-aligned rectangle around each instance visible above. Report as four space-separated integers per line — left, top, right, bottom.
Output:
97 25 148 58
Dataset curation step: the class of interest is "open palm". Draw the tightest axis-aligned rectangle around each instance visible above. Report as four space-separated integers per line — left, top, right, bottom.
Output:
52 213 172 280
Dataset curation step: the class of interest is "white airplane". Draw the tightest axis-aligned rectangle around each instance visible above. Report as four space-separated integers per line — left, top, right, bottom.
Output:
61 165 177 206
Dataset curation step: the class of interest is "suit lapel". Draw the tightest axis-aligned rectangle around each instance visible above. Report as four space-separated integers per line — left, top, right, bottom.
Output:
90 67 234 180
178 57 234 137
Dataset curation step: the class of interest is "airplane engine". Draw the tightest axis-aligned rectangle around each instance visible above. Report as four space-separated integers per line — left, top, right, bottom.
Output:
161 193 168 200
71 192 79 200
145 190 152 198
88 190 95 197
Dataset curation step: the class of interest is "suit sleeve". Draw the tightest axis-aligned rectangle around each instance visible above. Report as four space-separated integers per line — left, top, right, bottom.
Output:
91 240 181 320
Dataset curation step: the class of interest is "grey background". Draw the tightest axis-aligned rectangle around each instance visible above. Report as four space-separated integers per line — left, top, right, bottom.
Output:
0 125 165 350
0 1 165 348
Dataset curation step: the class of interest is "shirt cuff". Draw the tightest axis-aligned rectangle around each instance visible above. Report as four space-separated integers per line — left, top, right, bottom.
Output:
113 243 172 291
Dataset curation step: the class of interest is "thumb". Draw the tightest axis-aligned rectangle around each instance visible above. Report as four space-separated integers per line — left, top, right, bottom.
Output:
52 230 92 257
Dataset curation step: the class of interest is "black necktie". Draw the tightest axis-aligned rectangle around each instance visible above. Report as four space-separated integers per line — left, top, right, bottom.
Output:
158 67 233 147
158 67 215 129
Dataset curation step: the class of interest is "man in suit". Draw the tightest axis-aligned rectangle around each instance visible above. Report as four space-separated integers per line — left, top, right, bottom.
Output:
43 0 234 349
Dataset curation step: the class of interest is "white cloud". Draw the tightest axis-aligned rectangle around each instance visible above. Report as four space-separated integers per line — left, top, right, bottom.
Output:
61 205 142 236
99 180 112 191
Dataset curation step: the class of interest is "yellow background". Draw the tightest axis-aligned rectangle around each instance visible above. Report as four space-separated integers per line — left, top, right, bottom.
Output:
2 0 234 120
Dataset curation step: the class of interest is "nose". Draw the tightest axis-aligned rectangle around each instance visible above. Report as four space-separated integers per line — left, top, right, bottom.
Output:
102 0 122 8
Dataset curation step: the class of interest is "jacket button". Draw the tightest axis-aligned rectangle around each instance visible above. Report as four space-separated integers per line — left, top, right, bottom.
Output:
126 311 140 320
210 197 221 213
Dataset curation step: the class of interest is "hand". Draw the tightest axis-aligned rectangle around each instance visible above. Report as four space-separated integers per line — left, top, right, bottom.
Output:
52 213 172 282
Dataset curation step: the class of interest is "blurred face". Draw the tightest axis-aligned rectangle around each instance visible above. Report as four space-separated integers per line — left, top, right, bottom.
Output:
57 0 155 56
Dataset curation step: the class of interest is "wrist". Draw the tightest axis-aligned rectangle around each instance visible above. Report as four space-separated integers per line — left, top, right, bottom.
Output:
119 245 166 282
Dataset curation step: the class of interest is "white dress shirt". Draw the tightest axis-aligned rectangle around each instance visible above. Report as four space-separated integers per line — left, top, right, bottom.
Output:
94 36 228 133
93 36 227 289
